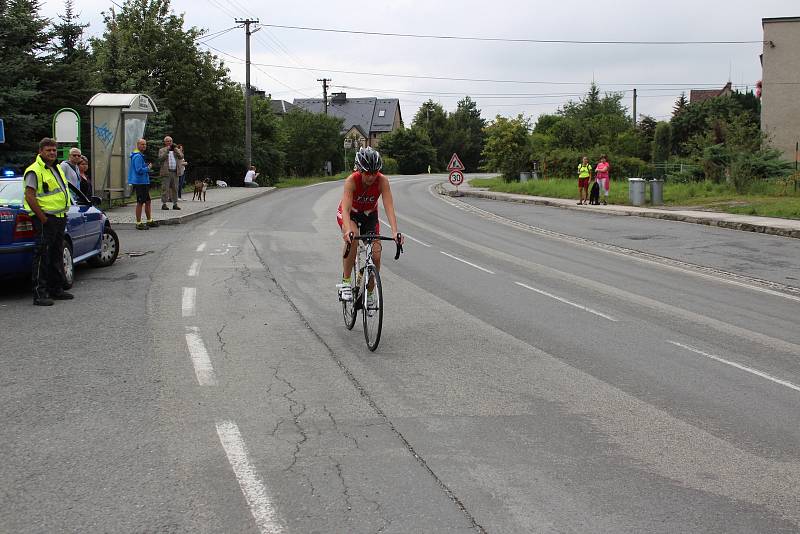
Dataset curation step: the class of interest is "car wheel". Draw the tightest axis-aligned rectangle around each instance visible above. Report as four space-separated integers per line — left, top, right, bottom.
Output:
88 227 119 267
62 241 74 289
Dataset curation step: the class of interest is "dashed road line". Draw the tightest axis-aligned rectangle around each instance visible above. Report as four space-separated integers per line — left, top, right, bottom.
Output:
187 259 201 277
379 217 431 247
440 251 495 274
516 282 618 322
196 242 207 252
182 287 196 317
668 341 800 393
185 327 217 386
216 421 283 533
209 229 218 236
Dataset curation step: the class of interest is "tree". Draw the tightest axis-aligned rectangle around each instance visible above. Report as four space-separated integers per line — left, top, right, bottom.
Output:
652 122 671 163
672 92 688 117
378 127 436 174
281 109 342 177
481 114 530 180
0 0 51 166
445 96 486 172
411 100 448 169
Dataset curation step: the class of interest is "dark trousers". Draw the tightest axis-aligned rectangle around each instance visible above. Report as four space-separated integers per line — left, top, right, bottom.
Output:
31 215 66 299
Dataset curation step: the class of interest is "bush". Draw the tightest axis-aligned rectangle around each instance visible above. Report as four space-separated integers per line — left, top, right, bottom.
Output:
537 149 647 181
382 157 399 175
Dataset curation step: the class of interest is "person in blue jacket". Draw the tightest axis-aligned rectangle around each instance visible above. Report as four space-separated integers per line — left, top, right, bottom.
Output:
128 138 157 230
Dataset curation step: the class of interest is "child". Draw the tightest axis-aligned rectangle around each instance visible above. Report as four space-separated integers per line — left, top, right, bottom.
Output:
577 156 592 205
594 155 610 205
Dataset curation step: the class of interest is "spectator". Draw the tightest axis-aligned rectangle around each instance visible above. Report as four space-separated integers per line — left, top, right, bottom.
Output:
60 147 82 189
243 165 260 187
577 156 592 205
158 136 183 210
177 144 188 200
78 155 93 197
129 138 158 231
594 155 611 205
23 138 73 306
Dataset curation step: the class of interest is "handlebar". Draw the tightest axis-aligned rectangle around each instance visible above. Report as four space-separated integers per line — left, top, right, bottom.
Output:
343 232 403 260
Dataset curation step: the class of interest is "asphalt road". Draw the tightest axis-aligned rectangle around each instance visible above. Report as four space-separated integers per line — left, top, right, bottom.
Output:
2 174 799 533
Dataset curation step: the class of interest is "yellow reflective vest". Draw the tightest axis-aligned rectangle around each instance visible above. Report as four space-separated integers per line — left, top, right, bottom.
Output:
23 155 70 217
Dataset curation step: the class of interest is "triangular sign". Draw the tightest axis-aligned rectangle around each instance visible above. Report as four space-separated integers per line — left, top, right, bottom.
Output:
447 153 464 171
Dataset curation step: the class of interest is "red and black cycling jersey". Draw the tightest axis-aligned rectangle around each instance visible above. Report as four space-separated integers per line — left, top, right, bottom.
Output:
346 171 383 213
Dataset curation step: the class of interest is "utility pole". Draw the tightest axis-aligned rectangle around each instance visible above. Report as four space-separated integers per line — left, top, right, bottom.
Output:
236 18 259 168
318 78 331 114
632 88 638 127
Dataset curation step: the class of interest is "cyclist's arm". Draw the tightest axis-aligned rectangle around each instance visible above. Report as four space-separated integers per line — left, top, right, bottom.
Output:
379 176 403 244
341 176 356 241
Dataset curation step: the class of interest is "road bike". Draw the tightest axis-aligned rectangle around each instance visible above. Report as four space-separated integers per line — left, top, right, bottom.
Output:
341 233 403 351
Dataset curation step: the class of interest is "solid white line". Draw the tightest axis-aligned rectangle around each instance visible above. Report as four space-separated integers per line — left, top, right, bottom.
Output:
209 229 218 236
185 327 217 386
379 218 431 247
515 281 619 322
196 242 207 252
667 341 800 393
440 251 495 274
187 259 201 277
216 421 283 534
182 287 196 317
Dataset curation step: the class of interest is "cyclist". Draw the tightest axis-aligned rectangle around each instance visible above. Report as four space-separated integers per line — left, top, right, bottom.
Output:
337 147 403 304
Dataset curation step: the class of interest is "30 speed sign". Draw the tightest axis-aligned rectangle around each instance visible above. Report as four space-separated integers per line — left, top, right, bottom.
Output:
449 170 464 186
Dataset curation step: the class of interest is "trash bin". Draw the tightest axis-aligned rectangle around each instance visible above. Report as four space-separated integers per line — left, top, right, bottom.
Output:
628 178 646 206
649 179 664 205
519 171 531 182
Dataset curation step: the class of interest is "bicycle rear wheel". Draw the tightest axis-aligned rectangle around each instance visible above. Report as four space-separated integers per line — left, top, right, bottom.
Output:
342 293 357 330
362 265 383 351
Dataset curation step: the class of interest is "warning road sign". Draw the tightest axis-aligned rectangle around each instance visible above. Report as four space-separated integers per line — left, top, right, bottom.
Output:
449 170 464 186
447 153 464 172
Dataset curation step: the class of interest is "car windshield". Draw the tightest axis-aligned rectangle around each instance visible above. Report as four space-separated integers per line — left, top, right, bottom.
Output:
0 178 24 207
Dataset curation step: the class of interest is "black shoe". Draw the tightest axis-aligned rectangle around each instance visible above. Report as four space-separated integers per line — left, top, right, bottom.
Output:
162 204 170 210
34 297 54 306
172 204 181 210
51 291 74 300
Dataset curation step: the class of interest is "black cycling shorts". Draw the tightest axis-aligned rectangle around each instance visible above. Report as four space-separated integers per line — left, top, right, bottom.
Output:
134 184 150 204
349 210 378 235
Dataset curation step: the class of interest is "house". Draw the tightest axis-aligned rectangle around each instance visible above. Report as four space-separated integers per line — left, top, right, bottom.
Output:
689 82 733 104
761 16 800 162
293 93 402 148
269 99 296 116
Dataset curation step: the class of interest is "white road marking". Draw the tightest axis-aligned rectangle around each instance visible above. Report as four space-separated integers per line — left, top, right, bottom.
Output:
216 421 283 534
196 242 207 252
209 229 218 236
185 327 217 386
515 281 619 322
182 287 196 317
379 218 431 247
440 251 495 274
187 259 201 277
668 341 800 393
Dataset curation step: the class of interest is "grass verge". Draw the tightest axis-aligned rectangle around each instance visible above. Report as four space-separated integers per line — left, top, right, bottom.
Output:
275 172 348 189
469 177 800 219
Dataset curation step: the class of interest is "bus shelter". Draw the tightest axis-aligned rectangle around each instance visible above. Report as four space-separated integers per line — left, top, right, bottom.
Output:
87 93 157 203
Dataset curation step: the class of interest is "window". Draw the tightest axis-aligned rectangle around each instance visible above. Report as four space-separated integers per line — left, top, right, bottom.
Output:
378 109 386 117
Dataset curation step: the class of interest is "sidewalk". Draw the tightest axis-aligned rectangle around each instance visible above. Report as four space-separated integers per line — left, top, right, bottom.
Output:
106 186 276 228
437 181 800 239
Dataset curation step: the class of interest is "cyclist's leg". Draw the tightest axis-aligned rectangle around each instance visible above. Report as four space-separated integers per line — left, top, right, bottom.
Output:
339 210 360 280
363 213 381 291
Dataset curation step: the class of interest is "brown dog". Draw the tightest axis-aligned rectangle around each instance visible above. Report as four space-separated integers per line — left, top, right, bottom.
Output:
192 179 207 201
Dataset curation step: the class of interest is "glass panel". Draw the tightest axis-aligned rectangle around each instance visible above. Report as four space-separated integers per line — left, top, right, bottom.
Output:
0 179 24 207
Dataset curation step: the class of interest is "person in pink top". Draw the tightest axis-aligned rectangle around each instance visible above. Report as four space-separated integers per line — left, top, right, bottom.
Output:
594 155 611 205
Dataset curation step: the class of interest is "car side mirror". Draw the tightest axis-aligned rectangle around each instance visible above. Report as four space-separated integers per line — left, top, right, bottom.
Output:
90 196 102 208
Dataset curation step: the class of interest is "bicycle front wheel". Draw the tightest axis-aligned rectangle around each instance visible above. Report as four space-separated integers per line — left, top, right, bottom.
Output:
342 293 357 330
362 265 383 351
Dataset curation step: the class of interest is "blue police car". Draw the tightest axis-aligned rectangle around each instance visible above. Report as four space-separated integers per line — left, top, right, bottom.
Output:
0 167 120 288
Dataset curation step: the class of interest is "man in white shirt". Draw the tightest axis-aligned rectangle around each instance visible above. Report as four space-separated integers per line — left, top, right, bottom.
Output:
243 165 259 187
59 147 82 189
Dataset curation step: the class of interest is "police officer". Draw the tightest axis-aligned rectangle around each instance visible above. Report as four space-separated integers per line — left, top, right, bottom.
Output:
23 137 73 306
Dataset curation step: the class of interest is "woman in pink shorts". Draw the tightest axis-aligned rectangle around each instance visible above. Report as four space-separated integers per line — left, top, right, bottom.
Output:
594 155 610 205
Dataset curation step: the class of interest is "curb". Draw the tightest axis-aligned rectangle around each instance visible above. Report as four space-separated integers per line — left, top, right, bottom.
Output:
434 183 800 240
110 187 277 229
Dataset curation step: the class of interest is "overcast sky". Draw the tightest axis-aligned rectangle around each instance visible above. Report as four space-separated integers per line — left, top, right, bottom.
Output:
41 0 796 124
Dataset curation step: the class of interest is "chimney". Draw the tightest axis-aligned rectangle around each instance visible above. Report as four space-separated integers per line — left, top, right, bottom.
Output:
331 92 347 104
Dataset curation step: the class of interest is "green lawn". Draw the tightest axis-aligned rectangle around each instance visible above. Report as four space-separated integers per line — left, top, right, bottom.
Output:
469 177 800 220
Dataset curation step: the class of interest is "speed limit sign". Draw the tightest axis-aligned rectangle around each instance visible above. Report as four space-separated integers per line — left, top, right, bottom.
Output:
449 170 464 186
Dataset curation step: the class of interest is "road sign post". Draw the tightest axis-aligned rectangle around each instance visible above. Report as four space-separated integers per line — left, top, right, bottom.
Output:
447 153 465 195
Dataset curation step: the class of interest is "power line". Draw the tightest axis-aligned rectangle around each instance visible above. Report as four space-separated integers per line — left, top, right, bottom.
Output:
262 23 767 46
